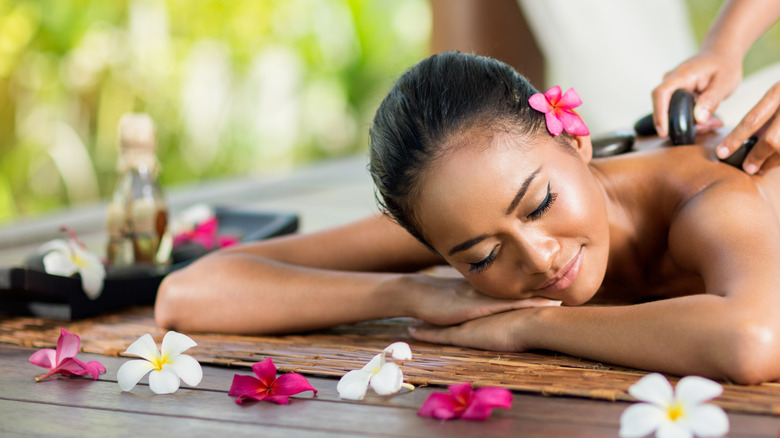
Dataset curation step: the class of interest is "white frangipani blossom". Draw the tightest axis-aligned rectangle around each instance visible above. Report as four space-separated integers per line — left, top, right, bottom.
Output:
620 373 729 438
39 234 106 299
337 342 413 400
117 331 203 394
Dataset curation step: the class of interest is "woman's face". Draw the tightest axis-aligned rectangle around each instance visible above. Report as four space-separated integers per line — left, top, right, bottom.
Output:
415 129 610 305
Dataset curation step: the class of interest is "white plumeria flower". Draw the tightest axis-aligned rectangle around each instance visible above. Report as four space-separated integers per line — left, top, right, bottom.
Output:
620 373 729 438
117 331 203 394
39 235 106 300
337 342 414 400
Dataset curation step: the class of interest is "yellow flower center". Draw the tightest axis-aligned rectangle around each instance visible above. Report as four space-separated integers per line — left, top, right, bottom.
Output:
666 402 685 422
70 253 89 268
150 354 170 371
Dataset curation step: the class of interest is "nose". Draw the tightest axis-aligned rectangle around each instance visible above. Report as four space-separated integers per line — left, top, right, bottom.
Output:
513 228 559 275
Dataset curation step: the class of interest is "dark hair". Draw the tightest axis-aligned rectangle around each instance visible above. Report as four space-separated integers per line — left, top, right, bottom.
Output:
369 51 553 246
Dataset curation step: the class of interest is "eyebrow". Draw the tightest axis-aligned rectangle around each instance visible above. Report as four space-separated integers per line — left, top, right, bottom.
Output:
447 166 542 256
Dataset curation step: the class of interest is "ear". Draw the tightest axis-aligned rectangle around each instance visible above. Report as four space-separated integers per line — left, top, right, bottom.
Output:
570 134 592 163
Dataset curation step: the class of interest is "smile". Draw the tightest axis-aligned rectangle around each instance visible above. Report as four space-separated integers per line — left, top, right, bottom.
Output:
535 247 583 292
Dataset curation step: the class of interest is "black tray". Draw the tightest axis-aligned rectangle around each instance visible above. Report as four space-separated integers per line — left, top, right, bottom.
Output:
0 207 299 320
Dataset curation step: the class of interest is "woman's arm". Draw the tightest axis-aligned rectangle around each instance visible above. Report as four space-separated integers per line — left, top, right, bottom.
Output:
156 213 554 334
413 172 780 383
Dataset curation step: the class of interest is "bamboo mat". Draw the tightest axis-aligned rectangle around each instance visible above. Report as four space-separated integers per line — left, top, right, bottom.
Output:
2 306 780 416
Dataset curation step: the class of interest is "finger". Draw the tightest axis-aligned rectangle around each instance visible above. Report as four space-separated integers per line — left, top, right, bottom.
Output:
717 87 780 159
652 83 677 138
513 297 562 309
759 153 780 175
408 325 455 345
745 117 780 174
695 116 724 134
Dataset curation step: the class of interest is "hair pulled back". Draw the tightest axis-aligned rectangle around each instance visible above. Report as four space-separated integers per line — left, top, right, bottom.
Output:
369 51 549 246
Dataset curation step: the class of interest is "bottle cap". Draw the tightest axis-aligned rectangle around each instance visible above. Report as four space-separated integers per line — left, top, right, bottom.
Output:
117 113 159 171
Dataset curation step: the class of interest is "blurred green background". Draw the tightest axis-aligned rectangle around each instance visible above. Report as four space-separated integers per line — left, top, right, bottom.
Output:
1 0 779 224
0 0 430 223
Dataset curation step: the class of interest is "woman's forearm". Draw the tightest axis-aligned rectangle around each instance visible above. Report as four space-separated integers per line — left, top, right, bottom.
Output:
155 252 405 335
703 0 780 58
528 294 780 383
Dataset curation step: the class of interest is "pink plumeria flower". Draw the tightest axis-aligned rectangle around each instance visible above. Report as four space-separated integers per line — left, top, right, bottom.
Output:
38 227 106 299
29 328 106 382
528 86 589 136
117 331 203 394
337 342 414 400
228 357 318 405
619 373 729 438
417 382 512 421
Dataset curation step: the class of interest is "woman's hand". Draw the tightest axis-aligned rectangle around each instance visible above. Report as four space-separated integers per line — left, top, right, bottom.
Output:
652 50 742 138
715 82 780 174
409 308 540 352
391 274 560 327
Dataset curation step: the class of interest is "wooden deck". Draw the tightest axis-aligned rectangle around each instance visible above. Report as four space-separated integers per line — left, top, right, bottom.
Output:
2 155 780 436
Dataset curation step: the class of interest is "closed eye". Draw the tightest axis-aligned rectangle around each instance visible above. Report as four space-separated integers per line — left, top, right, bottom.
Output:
527 181 557 221
468 244 499 274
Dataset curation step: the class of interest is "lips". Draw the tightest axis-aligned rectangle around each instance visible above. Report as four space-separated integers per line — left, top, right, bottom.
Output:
535 247 583 292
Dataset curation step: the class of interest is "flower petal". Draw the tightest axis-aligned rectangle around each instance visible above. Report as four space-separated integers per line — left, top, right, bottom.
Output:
557 88 583 110
460 387 513 421
251 357 278 387
336 369 372 400
167 353 202 387
43 251 78 277
619 402 665 437
160 331 197 358
418 393 458 420
360 353 385 373
545 113 564 136
384 342 412 361
274 372 318 397
29 349 57 370
117 359 155 391
543 86 562 105
123 334 161 362
528 93 552 113
628 373 674 406
56 329 81 364
687 404 729 437
675 376 723 405
80 360 107 379
148 364 181 394
656 421 694 438
74 249 106 299
264 394 293 404
229 375 264 404
558 110 589 136
37 239 71 255
57 358 91 376
370 362 403 395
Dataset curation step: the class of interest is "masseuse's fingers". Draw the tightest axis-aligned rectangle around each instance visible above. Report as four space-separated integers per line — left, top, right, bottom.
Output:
745 115 780 174
717 82 780 173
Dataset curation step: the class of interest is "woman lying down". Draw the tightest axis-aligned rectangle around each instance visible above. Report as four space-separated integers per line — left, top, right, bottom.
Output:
156 52 780 384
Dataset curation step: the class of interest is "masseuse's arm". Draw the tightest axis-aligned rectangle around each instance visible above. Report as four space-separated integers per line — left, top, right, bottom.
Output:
155 214 553 334
413 173 780 384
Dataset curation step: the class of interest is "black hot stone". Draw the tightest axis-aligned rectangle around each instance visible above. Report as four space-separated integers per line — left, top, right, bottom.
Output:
719 136 758 168
668 89 696 145
592 131 635 158
633 114 656 136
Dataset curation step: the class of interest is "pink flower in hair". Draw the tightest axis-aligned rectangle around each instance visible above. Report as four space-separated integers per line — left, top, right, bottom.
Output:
528 86 589 136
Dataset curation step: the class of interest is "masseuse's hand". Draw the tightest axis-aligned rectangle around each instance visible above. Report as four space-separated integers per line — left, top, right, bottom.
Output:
652 50 741 138
715 82 780 174
399 274 560 327
409 308 537 352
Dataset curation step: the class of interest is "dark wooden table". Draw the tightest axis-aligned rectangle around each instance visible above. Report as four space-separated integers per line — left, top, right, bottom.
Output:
2 344 780 437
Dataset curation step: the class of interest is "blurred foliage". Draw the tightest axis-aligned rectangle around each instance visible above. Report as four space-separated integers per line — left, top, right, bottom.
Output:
0 0 430 223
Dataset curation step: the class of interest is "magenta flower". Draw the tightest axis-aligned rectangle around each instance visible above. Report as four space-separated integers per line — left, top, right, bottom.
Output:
28 328 106 382
528 86 589 136
417 383 512 421
228 358 318 405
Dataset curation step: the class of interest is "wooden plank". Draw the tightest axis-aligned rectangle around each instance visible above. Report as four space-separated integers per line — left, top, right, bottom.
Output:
3 345 780 437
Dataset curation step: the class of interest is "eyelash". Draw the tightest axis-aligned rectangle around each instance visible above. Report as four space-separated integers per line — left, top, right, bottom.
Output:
468 182 557 274
469 245 498 274
527 181 557 221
